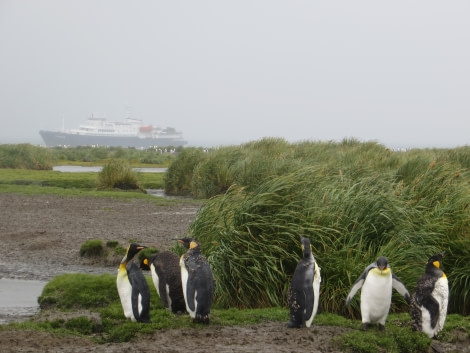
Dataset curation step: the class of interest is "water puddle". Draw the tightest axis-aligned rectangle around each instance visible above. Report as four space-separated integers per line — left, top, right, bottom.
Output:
0 278 47 324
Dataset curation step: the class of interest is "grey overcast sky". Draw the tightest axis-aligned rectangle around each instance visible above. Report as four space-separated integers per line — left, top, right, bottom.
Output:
1 1 469 148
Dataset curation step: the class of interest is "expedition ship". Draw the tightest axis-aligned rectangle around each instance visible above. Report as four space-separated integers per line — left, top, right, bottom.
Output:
39 116 187 148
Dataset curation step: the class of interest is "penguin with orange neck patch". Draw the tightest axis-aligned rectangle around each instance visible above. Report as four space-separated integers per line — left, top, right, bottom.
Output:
116 243 151 323
410 252 448 338
346 256 410 330
177 238 214 324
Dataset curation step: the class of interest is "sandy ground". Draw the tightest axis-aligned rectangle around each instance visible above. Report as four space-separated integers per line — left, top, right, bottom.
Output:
0 194 353 353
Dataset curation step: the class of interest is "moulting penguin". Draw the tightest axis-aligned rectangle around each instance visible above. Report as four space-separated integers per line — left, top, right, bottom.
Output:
177 238 214 324
140 250 186 314
287 236 321 328
410 252 448 338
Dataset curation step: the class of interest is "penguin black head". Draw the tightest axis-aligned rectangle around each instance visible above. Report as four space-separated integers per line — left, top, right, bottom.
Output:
376 256 389 271
299 236 312 258
121 243 146 264
176 237 200 250
427 252 445 270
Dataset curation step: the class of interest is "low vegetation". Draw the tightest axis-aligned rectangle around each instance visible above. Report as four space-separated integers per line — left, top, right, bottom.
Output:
12 272 469 351
0 144 180 170
79 239 104 257
49 145 181 166
0 144 53 170
96 159 143 191
0 166 170 203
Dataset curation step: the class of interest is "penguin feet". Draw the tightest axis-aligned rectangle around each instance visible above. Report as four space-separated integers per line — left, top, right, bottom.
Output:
361 322 386 331
194 314 210 325
287 321 302 329
137 318 152 324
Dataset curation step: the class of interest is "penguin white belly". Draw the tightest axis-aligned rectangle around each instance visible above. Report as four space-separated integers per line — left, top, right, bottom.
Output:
117 269 135 321
305 262 321 328
165 283 172 309
360 271 392 325
180 258 194 317
150 264 161 297
421 277 449 338
435 277 449 333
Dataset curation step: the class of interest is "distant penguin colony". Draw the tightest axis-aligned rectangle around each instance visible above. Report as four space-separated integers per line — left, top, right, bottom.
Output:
346 256 410 330
116 243 151 323
287 236 321 328
410 252 449 338
139 250 187 314
177 237 215 324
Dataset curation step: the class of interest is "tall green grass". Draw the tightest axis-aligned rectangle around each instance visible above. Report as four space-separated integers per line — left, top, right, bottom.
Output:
179 140 470 315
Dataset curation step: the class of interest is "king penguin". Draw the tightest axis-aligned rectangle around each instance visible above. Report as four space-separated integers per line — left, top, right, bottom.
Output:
116 243 151 323
410 252 449 338
139 250 187 314
287 236 321 328
177 238 214 324
346 256 410 330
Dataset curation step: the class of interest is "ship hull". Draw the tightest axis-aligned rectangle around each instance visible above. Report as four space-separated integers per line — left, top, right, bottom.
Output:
39 130 187 148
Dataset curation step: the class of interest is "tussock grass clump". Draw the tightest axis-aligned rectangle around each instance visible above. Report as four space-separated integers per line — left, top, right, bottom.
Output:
79 239 103 257
96 159 143 191
188 157 470 315
105 240 119 248
164 147 207 196
0 144 53 170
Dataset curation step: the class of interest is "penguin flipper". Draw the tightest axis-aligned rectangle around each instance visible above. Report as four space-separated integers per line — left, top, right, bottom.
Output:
128 265 151 323
130 278 141 320
421 294 440 329
346 278 364 307
131 285 151 323
392 274 411 303
304 286 314 322
346 262 378 307
186 276 197 312
155 263 170 309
